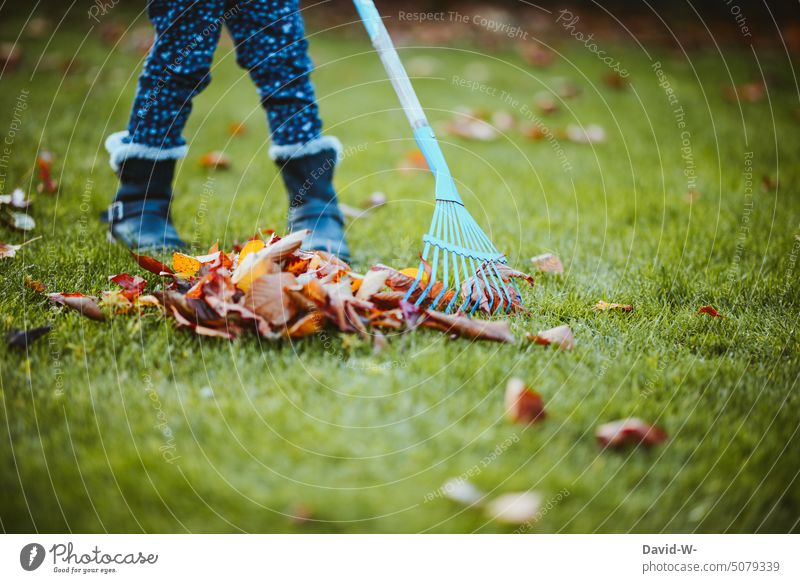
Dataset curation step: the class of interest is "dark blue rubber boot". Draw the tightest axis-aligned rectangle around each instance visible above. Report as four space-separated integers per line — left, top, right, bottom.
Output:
277 147 350 262
101 158 186 251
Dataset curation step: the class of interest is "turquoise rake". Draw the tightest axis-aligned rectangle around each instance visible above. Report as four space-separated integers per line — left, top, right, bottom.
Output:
353 0 520 314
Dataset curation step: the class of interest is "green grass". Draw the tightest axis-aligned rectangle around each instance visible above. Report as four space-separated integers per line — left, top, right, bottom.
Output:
1 11 799 533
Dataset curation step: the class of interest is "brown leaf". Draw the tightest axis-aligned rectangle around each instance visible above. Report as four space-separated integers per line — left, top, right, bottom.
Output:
24 275 46 293
420 308 515 343
530 253 564 274
528 325 574 350
595 301 633 312
698 305 723 318
505 377 546 423
596 418 667 448
243 273 298 328
48 293 105 321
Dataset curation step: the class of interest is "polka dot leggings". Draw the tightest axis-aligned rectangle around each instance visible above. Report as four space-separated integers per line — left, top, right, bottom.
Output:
125 0 322 151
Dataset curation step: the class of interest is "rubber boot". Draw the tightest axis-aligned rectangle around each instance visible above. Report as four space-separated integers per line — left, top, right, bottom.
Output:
277 147 350 262
101 158 186 251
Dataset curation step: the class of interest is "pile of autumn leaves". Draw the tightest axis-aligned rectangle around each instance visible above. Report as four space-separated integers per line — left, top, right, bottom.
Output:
43 229 533 344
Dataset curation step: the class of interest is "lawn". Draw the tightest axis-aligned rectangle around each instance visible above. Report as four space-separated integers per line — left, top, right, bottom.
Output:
1 8 799 533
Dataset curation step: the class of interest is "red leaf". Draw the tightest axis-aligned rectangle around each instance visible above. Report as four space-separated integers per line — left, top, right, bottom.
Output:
698 305 723 318
36 151 58 193
109 273 147 300
505 378 546 423
596 418 667 448
132 252 174 275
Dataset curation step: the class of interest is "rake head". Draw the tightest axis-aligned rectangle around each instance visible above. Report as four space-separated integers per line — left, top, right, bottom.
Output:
403 200 524 315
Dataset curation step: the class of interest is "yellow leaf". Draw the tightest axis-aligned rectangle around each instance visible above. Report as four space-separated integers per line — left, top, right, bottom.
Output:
172 252 201 277
399 267 429 285
238 239 265 265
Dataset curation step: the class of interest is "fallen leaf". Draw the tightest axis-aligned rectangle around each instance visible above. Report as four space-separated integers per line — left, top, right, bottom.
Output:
101 289 134 314
485 492 542 524
530 253 563 274
553 78 581 98
24 275 46 293
505 377 546 423
366 191 387 208
172 252 202 277
0 242 22 259
36 152 58 193
604 71 628 90
1 43 22 72
565 123 606 144
725 81 765 103
442 114 499 141
132 252 174 276
227 121 247 136
0 235 40 258
109 273 147 300
595 301 633 312
698 305 723 318
238 238 266 265
397 151 428 174
355 269 389 301
0 188 31 208
6 211 36 231
528 324 574 350
286 312 324 338
48 293 105 321
596 417 667 448
421 308 516 343
519 43 553 67
441 478 485 506
533 91 558 115
199 151 231 170
243 273 298 328
5 325 52 349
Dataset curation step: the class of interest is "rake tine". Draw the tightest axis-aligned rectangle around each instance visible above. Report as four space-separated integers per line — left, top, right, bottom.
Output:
414 244 440 306
464 220 500 314
354 0 522 316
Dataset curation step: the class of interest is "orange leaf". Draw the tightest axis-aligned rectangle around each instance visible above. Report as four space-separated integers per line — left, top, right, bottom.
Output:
199 151 231 170
286 312 324 338
172 252 202 277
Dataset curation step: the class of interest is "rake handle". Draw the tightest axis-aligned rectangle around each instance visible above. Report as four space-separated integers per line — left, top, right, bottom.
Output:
352 0 463 205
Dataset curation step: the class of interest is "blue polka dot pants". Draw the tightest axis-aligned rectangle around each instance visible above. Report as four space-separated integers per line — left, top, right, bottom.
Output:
125 0 322 152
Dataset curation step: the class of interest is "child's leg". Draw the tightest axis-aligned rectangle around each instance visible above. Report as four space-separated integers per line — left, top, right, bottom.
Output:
104 0 226 250
226 0 349 260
